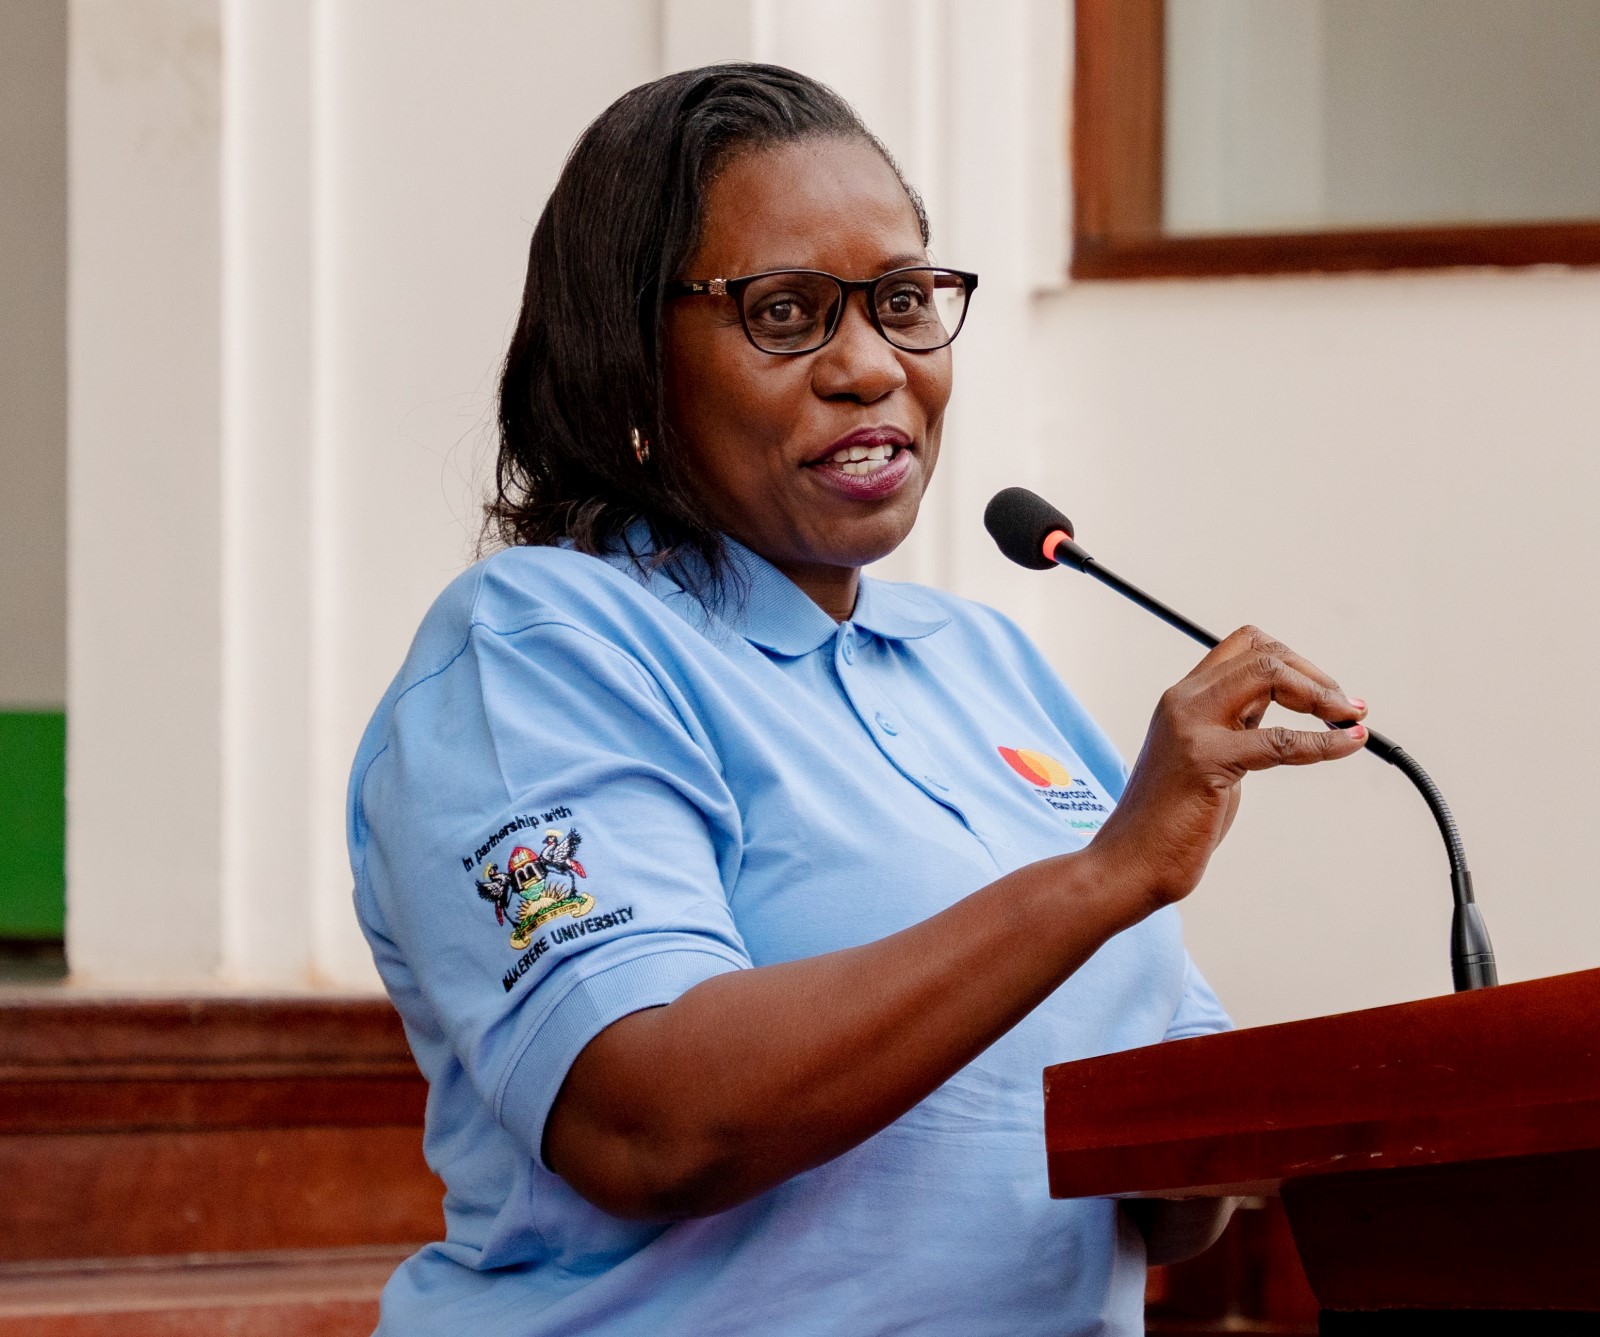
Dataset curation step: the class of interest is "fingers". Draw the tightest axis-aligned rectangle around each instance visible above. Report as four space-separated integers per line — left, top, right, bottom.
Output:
1190 626 1365 728
1166 626 1372 774
1230 721 1369 772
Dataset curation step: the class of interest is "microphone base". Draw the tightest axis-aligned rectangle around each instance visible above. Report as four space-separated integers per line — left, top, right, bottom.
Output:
1451 902 1499 991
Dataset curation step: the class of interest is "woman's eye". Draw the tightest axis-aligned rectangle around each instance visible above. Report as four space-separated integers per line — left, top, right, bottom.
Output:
880 285 929 320
752 294 810 326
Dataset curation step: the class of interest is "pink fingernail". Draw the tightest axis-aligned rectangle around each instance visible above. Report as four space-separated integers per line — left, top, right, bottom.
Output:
1347 697 1367 712
1349 723 1368 741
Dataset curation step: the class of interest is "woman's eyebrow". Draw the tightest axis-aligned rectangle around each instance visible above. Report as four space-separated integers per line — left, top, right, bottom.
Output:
732 254 931 276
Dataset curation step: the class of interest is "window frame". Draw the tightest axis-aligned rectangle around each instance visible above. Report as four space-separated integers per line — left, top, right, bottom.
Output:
1071 0 1600 281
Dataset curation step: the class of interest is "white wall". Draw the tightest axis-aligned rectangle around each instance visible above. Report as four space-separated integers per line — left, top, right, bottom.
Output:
1024 270 1600 1023
64 0 1600 1022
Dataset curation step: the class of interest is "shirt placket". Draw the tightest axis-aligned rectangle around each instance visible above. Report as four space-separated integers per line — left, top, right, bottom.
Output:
832 624 1003 870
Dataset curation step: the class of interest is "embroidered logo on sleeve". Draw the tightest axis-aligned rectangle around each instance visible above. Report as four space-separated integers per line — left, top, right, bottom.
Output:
464 808 639 991
997 746 1113 837
473 823 595 950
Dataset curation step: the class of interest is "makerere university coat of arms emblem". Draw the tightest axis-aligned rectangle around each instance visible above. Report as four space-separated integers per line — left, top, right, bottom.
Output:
475 827 595 950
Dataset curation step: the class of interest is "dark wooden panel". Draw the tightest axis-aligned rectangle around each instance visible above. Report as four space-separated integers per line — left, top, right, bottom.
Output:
1283 1150 1600 1311
1046 968 1600 1199
0 1126 442 1261
1072 221 1600 281
1318 1314 1600 1335
1073 0 1164 244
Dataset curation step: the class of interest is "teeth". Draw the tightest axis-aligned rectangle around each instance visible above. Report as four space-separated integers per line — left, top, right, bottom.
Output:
840 457 890 475
829 443 898 464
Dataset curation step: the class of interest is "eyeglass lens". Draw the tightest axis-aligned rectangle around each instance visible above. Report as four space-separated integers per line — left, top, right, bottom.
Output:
740 269 969 354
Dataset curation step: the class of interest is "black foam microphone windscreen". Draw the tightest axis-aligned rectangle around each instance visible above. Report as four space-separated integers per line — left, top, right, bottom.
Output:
982 487 1075 570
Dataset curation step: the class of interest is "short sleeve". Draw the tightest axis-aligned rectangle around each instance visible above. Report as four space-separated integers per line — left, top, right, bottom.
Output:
1163 954 1233 1041
352 615 752 1164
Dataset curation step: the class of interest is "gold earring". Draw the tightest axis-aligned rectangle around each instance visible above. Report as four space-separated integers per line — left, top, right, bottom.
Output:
631 427 651 465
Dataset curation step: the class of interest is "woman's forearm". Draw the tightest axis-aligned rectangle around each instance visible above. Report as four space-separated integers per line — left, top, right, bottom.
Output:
543 844 1150 1220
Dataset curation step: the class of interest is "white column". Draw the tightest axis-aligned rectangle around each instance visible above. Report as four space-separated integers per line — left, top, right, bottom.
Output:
220 0 316 983
68 0 226 983
68 0 666 988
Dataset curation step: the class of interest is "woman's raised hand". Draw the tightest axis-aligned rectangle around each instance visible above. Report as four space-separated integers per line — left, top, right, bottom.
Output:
1088 626 1368 913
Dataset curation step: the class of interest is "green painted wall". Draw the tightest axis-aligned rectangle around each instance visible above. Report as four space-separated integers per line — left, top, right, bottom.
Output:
0 711 66 938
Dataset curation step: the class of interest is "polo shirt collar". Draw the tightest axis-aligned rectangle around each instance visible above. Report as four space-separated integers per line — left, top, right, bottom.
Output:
719 539 953 657
614 522 950 657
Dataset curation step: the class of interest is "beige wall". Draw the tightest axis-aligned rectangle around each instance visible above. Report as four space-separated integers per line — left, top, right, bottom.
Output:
59 0 1600 1018
0 0 68 710
1018 270 1600 1024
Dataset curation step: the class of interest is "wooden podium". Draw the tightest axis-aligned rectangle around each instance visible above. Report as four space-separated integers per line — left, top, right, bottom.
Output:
1045 968 1600 1333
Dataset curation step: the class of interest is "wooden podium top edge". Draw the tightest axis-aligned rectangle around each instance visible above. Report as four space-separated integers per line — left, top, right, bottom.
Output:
1045 967 1600 1198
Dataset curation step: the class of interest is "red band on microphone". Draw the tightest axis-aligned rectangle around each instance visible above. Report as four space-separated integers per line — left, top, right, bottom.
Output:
1041 529 1070 563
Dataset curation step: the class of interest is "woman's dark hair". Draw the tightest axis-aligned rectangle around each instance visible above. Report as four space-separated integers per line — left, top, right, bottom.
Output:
486 63 929 581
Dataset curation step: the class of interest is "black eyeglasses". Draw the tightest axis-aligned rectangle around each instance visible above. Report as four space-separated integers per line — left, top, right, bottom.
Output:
665 266 978 356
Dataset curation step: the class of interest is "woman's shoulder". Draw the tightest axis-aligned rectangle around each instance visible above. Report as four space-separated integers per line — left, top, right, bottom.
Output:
349 546 692 828
471 542 661 630
398 544 674 681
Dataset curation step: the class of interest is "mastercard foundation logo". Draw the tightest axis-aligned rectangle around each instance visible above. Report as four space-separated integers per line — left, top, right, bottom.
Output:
998 747 1073 788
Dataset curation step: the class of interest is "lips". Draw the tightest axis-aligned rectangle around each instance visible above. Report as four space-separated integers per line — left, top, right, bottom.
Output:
804 426 916 502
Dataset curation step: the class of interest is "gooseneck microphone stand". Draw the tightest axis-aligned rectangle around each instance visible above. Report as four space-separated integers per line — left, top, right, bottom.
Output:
987 487 1497 992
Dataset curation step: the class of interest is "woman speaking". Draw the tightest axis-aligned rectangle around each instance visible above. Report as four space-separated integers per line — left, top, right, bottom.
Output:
348 63 1368 1336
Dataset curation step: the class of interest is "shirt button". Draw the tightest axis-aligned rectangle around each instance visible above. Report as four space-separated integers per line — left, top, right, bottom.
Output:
875 713 898 736
840 635 855 665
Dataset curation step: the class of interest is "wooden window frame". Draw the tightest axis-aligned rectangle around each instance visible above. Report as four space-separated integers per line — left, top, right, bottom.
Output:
1072 0 1600 280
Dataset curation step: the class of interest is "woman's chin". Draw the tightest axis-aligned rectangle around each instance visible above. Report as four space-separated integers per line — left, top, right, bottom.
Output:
798 504 924 574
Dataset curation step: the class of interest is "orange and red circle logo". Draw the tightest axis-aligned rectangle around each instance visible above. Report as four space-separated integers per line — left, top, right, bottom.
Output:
998 747 1073 788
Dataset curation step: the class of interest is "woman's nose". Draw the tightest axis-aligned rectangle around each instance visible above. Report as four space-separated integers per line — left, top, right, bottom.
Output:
811 295 908 403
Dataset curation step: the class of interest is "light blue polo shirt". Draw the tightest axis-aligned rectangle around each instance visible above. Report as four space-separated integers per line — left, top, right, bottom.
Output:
348 534 1229 1337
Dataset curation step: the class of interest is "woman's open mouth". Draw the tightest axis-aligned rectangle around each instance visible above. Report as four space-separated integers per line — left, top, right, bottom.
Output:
805 428 916 501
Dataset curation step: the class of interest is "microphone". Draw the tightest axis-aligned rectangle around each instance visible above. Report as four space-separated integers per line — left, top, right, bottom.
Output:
984 486 1497 993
